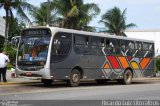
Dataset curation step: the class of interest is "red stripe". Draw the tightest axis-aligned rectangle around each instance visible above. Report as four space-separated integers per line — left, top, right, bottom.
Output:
127 56 132 61
107 56 121 69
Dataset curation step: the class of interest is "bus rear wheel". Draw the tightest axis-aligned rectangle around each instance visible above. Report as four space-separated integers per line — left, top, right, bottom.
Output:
68 69 80 87
119 69 132 85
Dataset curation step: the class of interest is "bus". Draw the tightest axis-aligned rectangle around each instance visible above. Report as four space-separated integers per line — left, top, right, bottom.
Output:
15 26 155 87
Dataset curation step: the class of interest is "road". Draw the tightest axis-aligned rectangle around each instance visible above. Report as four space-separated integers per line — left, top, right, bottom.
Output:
0 79 160 106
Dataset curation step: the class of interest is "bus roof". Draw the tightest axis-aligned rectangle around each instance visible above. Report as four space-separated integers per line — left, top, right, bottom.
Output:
26 26 154 43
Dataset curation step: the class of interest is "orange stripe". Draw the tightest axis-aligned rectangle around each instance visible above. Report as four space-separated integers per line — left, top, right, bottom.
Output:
118 57 129 69
140 58 151 70
104 63 110 69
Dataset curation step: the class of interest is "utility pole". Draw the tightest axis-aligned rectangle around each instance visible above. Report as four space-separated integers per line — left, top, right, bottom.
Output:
47 0 50 26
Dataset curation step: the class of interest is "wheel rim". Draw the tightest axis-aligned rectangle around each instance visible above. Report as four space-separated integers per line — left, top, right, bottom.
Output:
125 72 132 83
72 73 79 83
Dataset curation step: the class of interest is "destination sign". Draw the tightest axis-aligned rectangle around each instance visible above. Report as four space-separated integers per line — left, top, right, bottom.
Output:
22 29 51 36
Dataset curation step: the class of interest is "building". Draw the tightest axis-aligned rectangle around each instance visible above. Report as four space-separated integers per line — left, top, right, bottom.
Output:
0 17 5 37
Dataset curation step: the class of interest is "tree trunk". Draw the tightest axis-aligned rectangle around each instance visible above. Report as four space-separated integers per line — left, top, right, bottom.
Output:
4 10 9 48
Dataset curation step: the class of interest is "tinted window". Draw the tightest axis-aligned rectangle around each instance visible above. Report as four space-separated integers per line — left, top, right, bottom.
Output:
121 40 134 56
51 32 72 62
90 37 104 55
75 35 89 45
104 38 120 55
74 34 90 54
142 43 154 57
134 42 142 57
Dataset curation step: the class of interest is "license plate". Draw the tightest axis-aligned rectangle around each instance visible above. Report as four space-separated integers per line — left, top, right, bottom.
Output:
26 72 32 76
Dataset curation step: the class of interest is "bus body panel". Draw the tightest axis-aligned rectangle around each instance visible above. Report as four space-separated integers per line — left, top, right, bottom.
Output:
50 51 106 80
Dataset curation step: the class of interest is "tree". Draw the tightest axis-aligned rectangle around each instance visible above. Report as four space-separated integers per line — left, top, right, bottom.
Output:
0 0 35 47
29 1 59 26
6 17 25 41
99 7 136 36
54 0 100 30
156 57 160 72
0 36 4 51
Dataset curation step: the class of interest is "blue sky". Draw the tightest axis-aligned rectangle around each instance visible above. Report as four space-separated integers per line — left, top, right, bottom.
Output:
0 0 160 30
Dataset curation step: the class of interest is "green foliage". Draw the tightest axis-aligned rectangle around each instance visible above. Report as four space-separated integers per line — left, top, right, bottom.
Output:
0 36 4 51
8 18 25 41
99 6 136 36
0 0 35 47
29 2 59 26
156 58 160 71
7 63 13 70
54 0 100 30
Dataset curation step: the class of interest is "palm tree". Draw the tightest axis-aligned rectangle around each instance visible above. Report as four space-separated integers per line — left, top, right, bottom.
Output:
99 7 136 36
0 0 35 47
29 1 59 26
54 0 100 30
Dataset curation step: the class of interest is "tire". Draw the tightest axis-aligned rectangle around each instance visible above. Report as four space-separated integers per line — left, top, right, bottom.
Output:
122 69 133 85
68 69 80 87
41 79 53 86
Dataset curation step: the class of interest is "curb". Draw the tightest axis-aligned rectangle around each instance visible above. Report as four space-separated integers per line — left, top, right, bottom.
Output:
0 81 40 85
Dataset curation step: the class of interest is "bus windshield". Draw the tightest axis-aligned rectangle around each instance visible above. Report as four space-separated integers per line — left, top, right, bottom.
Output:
17 36 50 66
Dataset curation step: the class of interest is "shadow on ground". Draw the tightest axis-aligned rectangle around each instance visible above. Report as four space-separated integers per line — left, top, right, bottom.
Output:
23 79 158 89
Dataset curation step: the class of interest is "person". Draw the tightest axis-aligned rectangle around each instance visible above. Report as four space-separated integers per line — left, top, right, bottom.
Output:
0 51 10 82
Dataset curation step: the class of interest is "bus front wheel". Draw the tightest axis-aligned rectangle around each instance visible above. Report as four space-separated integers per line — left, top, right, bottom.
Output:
68 69 80 87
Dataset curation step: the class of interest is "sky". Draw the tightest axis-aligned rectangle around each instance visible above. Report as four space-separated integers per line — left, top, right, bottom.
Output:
88 0 160 30
1 0 160 30
0 0 160 55
0 0 160 30
27 0 160 30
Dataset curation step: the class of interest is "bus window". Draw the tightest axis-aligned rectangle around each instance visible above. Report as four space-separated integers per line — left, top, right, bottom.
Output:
143 43 154 57
121 40 126 53
121 40 134 56
105 39 110 55
111 39 120 55
51 32 72 62
101 38 105 47
74 35 90 54
17 36 50 64
105 39 120 55
135 42 142 57
127 41 135 56
143 43 149 50
75 34 89 45
91 37 104 55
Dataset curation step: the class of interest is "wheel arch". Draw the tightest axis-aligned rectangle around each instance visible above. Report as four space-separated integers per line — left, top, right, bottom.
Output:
72 66 84 79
